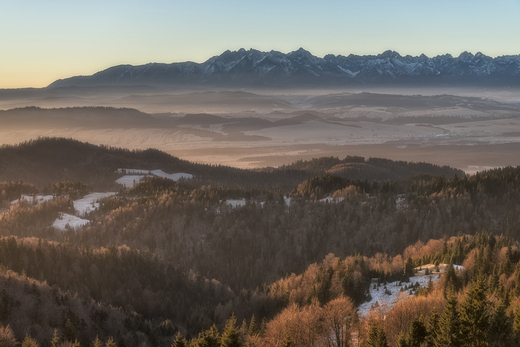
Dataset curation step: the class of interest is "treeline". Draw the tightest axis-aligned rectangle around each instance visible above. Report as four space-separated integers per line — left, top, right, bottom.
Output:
0 138 465 192
43 181 91 200
0 138 278 190
0 181 39 206
278 156 464 181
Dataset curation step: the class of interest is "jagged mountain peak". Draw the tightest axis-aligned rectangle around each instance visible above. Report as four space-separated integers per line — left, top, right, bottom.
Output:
48 48 520 88
458 51 475 61
378 50 402 59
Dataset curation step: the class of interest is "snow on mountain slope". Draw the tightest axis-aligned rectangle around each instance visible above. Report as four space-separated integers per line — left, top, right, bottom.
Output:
48 49 520 88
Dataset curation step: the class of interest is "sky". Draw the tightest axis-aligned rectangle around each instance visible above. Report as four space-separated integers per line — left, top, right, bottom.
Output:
1 0 520 89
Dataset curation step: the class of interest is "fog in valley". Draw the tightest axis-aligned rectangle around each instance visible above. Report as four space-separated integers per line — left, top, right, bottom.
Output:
1 86 519 173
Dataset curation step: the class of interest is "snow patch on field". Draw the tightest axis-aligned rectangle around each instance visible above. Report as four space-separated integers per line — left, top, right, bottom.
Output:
73 192 116 217
52 192 117 232
358 274 440 317
116 175 145 188
11 194 54 205
225 199 247 208
116 168 151 174
53 213 90 232
319 197 345 203
116 168 193 188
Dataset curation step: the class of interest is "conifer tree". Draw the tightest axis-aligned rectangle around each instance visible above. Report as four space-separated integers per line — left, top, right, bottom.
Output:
259 317 267 338
405 257 414 277
248 315 258 336
240 319 248 337
513 307 520 345
443 263 460 297
173 332 187 347
513 262 520 297
93 335 102 347
395 332 408 347
459 277 489 347
105 337 117 347
487 302 514 347
489 266 499 293
21 335 39 347
221 313 242 347
406 317 427 347
51 329 60 347
426 308 439 347
194 325 221 347
367 321 388 347
436 291 461 347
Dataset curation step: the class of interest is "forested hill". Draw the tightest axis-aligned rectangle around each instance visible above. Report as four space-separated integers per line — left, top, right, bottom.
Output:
277 156 465 181
0 138 464 190
0 138 253 189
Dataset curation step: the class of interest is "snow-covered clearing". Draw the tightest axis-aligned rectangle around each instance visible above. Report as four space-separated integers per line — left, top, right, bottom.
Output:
73 192 117 217
357 264 464 317
358 274 440 317
150 169 193 181
51 192 117 232
52 213 90 232
116 175 145 188
116 168 193 188
11 194 54 205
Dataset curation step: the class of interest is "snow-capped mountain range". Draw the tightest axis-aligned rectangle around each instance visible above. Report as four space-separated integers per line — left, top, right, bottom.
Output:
49 48 520 88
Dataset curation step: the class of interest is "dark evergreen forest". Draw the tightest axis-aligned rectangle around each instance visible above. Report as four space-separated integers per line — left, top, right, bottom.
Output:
0 138 519 347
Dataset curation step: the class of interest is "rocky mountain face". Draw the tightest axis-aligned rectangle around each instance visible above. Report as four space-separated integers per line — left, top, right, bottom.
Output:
49 48 520 88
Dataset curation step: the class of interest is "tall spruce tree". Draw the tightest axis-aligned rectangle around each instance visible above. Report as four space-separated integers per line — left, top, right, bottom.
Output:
367 321 388 347
487 302 514 347
459 277 489 347
396 332 408 347
93 335 102 347
443 263 460 297
50 329 60 347
105 337 117 347
21 335 39 347
220 313 242 347
427 309 440 347
195 325 220 347
172 332 187 347
248 315 258 336
406 316 427 347
512 307 520 345
436 291 461 347
513 262 520 297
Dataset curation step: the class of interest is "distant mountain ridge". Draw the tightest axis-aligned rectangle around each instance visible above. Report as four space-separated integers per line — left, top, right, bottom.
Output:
49 48 520 88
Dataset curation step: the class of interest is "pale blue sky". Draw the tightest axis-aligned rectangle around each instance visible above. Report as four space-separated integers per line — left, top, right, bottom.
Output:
1 0 519 88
